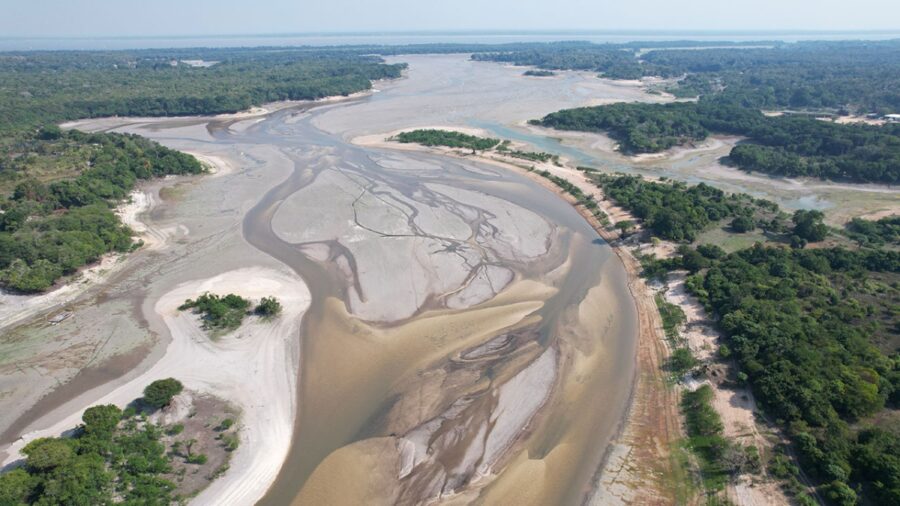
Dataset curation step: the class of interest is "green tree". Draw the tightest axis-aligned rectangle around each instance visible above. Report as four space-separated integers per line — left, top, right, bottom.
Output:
142 378 184 409
731 215 755 233
792 210 828 242
615 220 635 238
22 438 73 471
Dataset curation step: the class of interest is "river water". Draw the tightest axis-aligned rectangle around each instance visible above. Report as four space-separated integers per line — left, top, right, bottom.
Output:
8 53 890 505
221 74 639 503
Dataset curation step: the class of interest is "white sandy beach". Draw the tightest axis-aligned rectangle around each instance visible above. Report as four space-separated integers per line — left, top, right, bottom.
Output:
2 266 310 505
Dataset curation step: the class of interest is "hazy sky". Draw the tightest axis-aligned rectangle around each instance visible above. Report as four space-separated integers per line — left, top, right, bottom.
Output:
3 0 899 38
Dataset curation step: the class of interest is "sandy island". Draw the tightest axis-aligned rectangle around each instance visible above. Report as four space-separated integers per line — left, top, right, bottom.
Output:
2 266 310 505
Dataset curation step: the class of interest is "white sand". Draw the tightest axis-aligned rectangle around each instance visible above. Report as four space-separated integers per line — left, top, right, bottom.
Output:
2 267 311 506
183 151 236 178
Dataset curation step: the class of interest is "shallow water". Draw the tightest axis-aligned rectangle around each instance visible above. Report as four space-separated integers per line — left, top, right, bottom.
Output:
6 52 892 505
226 99 638 504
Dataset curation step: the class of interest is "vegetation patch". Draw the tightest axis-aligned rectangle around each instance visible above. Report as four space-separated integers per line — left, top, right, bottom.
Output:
534 100 900 183
590 174 784 242
178 293 251 332
522 70 556 77
178 293 283 334
672 244 900 504
655 293 686 340
393 129 500 151
0 131 203 293
0 380 237 504
846 215 900 247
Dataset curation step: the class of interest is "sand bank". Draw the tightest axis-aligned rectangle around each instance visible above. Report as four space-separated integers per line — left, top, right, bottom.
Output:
2 266 310 505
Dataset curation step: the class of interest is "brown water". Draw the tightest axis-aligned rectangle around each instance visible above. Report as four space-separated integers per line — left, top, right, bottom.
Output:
3 54 644 504
220 95 638 504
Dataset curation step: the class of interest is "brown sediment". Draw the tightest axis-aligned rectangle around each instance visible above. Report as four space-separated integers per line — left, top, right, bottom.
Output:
0 343 151 445
509 164 684 505
372 139 685 504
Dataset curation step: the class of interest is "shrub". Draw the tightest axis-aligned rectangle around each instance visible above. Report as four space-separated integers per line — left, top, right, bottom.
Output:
254 296 282 318
143 378 184 409
671 347 698 375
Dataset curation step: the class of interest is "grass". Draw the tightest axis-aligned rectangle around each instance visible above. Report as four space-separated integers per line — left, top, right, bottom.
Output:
682 385 731 492
694 226 769 253
655 294 686 341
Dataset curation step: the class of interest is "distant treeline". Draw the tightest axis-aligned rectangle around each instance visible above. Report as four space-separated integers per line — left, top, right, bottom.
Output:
535 101 900 183
472 40 900 114
0 49 405 131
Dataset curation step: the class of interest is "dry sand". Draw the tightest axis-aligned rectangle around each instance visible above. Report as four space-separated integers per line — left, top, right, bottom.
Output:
2 267 311 505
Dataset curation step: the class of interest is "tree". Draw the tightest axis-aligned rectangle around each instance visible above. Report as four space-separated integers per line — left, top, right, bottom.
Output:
22 438 73 471
731 215 755 233
142 378 183 409
615 220 635 238
822 480 857 506
81 405 122 437
0 468 33 505
792 210 828 242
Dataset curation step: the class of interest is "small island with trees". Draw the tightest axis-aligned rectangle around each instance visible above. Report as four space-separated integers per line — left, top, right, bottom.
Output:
179 293 283 335
523 70 556 77
393 129 500 151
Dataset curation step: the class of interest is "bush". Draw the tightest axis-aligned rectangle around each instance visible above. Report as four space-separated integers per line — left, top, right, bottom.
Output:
671 347 698 375
179 292 251 331
731 215 755 233
186 453 207 465
143 378 184 409
254 296 282 318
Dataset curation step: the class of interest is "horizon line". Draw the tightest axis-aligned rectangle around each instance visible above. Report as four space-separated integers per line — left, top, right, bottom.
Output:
3 27 900 41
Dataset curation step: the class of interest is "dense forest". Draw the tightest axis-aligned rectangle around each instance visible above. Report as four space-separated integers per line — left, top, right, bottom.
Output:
0 49 405 130
473 40 900 113
679 245 900 505
535 101 900 183
0 130 202 292
592 172 900 502
590 174 784 242
846 216 900 247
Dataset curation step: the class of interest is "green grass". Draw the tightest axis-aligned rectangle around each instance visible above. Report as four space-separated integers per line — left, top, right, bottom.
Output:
655 294 686 340
694 225 769 253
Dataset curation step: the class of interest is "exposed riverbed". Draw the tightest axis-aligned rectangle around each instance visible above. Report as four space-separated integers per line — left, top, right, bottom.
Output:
2 53 893 505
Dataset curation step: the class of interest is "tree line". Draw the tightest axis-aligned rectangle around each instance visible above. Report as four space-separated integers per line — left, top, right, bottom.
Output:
535 101 900 183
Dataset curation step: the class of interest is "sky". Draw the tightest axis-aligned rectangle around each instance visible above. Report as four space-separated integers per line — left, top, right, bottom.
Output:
2 0 898 38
